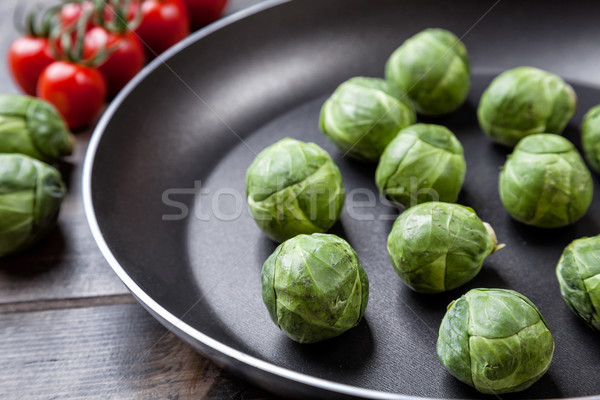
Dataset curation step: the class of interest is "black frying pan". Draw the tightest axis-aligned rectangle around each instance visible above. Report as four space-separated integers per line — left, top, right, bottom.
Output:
83 0 600 398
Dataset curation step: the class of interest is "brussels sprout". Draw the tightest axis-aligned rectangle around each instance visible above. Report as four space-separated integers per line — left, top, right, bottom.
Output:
375 124 466 208
385 28 470 116
556 236 600 331
261 233 369 343
437 288 554 394
478 67 577 147
499 134 592 228
387 202 503 294
319 77 416 162
0 154 66 257
0 94 74 162
246 138 345 242
581 104 600 173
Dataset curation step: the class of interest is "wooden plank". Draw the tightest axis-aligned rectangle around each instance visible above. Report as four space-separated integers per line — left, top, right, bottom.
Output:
226 0 268 14
0 303 274 399
0 293 135 314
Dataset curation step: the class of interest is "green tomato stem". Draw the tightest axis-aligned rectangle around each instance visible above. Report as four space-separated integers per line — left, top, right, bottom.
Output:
20 4 60 38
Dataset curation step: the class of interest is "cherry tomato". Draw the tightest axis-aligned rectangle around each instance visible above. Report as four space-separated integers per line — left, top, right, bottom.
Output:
182 0 228 31
37 61 106 130
133 0 190 57
83 27 145 97
7 36 54 96
60 1 95 29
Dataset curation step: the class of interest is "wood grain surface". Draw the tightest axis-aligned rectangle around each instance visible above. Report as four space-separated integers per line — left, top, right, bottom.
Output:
0 0 277 398
0 304 272 399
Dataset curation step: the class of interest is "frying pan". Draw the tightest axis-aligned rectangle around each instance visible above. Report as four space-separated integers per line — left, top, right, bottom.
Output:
83 0 600 398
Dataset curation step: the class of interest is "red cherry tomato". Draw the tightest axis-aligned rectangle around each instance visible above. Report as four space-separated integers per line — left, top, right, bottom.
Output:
182 0 228 31
60 1 95 29
133 0 190 57
7 36 54 96
83 27 145 97
37 61 106 130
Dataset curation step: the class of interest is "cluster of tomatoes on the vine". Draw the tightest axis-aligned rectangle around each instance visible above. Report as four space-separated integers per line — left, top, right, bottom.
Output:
8 0 227 130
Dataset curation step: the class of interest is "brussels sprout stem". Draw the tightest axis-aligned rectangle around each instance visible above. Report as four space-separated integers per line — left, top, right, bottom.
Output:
483 221 505 253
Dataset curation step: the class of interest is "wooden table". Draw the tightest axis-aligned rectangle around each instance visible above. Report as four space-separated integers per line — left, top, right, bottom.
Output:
0 1 276 398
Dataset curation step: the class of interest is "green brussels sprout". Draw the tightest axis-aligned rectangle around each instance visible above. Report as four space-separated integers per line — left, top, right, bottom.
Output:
0 154 66 257
387 202 503 294
556 236 600 331
246 138 345 242
385 28 470 116
437 288 554 394
319 77 416 162
478 66 577 147
499 133 592 228
375 124 466 208
581 104 600 173
0 94 74 162
261 233 369 343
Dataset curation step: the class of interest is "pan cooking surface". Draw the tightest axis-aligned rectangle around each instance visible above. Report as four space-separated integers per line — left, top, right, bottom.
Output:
185 77 600 398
